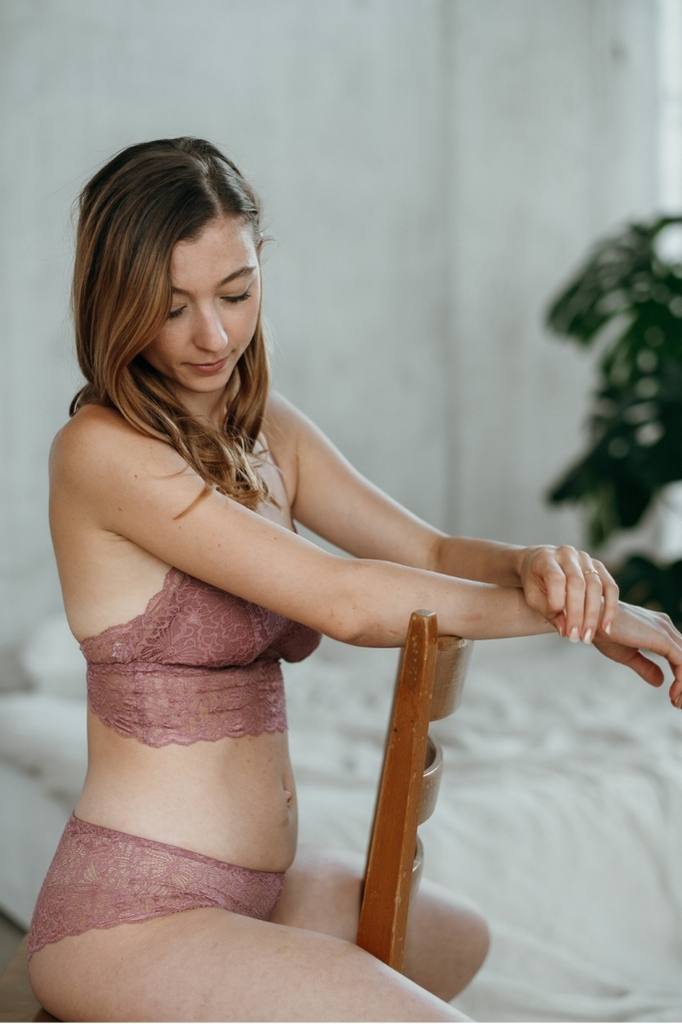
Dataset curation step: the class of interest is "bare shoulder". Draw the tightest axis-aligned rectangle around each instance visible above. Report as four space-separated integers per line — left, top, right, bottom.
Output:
53 403 184 465
51 404 197 514
48 399 354 642
53 396 297 520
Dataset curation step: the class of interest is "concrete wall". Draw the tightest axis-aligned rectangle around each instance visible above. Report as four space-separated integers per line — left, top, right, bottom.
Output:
446 0 659 559
0 0 663 645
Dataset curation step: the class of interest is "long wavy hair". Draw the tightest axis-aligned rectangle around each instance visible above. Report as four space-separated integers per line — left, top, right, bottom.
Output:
69 136 281 519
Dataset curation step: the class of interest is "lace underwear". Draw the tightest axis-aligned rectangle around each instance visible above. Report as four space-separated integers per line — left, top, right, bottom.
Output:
26 812 286 960
80 566 322 746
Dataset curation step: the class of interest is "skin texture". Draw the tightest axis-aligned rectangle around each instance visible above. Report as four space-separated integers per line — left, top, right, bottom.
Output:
141 214 263 429
517 545 620 640
31 214 488 1021
38 211 682 1020
28 845 487 1022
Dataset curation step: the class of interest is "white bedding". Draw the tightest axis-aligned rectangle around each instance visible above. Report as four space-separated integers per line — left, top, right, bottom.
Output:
5 615 682 1020
284 632 682 1021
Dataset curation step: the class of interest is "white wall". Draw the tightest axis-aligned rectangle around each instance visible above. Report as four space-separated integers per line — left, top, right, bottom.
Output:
0 0 664 646
446 0 659 561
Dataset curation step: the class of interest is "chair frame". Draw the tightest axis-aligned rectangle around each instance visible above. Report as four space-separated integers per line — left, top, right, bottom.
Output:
356 608 472 971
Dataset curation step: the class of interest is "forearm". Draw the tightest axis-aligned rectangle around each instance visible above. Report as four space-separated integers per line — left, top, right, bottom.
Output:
434 534 525 588
343 557 556 646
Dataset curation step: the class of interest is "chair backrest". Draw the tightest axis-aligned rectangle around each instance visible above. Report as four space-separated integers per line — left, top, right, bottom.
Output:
355 608 473 972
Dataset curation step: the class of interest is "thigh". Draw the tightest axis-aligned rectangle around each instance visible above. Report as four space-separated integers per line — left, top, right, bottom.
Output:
270 843 491 1002
27 905 471 1022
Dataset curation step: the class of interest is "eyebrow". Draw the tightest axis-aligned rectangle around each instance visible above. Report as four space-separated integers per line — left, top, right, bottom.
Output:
171 264 257 295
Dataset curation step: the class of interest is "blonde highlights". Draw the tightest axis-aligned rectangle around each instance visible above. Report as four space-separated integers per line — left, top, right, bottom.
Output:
69 136 280 518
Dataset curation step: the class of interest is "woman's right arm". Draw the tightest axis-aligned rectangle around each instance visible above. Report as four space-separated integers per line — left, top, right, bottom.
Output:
51 415 561 647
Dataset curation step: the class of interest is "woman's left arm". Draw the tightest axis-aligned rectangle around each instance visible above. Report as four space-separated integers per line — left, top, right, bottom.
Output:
267 392 620 651
435 538 620 645
436 537 682 701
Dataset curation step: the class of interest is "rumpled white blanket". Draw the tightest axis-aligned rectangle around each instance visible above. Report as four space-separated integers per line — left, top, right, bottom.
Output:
284 632 682 1021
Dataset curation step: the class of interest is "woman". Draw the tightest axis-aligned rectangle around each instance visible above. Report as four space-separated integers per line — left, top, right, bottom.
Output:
26 136 682 1022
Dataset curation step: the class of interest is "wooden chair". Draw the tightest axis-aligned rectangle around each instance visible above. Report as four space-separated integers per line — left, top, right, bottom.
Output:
356 608 473 971
0 607 471 1019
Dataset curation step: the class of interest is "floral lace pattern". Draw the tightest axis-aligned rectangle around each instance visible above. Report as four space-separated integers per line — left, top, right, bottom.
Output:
26 812 286 960
79 567 321 746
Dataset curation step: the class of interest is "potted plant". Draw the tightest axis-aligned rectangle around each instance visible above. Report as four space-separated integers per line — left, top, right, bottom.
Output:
543 214 682 628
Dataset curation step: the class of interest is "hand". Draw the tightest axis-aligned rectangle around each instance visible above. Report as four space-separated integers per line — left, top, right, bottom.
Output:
567 600 682 705
517 544 619 643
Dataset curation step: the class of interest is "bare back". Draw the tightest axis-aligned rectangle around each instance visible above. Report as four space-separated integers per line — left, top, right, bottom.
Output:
51 403 302 872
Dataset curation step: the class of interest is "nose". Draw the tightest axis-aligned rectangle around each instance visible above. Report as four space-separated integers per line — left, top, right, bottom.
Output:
193 305 229 355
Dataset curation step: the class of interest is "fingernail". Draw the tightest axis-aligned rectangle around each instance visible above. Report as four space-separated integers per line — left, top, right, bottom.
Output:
569 627 579 643
583 629 592 645
604 621 612 635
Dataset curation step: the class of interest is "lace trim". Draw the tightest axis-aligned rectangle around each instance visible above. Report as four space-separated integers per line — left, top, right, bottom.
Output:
87 659 288 746
79 566 321 667
78 567 182 663
26 813 285 959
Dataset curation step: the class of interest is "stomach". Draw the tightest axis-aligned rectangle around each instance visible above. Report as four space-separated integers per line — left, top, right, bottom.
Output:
74 710 298 872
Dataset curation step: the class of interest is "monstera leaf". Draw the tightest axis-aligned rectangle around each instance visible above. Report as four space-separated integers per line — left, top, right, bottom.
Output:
544 214 682 626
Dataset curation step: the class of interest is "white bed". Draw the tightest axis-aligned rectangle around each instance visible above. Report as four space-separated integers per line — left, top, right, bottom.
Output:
2 620 682 1020
286 632 682 1021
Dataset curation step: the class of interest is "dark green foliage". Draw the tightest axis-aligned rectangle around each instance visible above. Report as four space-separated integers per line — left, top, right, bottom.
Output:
544 215 682 626
616 555 682 625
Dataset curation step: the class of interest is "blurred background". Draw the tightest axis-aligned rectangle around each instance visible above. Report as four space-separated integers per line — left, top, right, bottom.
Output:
2 0 681 647
2 2 682 1018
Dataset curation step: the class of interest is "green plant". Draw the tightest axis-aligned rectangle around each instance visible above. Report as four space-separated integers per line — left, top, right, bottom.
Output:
543 214 682 626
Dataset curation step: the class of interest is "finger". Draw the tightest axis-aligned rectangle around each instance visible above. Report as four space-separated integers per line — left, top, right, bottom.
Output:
663 624 682 677
557 551 587 640
627 651 665 687
666 644 682 699
670 668 682 707
522 576 555 620
592 560 619 635
662 616 682 662
542 546 579 627
536 565 568 618
580 576 604 645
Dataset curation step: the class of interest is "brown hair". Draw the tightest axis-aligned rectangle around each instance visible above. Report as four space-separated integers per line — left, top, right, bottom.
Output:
69 136 281 518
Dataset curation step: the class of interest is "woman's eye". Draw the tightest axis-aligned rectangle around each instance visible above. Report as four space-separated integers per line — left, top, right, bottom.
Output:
167 290 252 320
222 290 252 305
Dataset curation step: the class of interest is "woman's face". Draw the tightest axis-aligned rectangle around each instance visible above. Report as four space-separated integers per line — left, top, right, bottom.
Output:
142 214 262 415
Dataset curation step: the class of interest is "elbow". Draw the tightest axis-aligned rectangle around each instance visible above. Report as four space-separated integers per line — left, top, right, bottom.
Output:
323 558 366 646
326 558 406 648
325 600 363 647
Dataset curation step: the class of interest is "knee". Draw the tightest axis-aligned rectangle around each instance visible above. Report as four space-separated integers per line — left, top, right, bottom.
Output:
467 908 491 977
444 905 491 1001
405 892 492 1004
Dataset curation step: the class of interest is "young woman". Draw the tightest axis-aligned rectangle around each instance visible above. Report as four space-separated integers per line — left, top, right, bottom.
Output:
26 137 682 1022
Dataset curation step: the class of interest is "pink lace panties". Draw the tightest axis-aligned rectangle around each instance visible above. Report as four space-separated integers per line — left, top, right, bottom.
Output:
26 812 286 961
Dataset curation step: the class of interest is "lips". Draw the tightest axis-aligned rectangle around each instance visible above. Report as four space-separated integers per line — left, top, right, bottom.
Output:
191 356 228 367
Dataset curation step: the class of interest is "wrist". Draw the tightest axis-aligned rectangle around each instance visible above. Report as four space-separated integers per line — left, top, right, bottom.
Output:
511 545 530 585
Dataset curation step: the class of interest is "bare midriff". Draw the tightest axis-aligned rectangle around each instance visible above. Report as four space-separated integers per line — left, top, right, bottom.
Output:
63 405 301 875
74 713 298 872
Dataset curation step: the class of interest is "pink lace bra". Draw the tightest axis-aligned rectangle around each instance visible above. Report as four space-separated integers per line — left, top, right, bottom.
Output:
79 566 322 747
